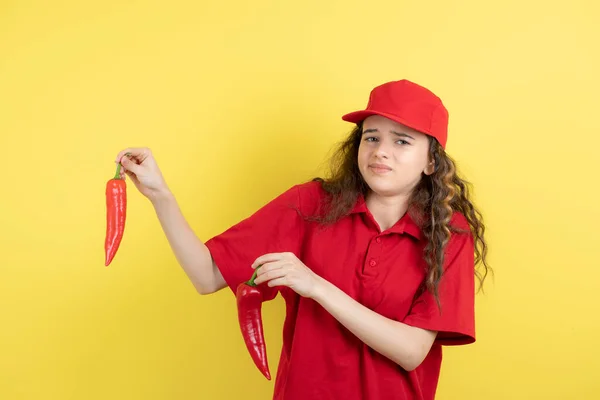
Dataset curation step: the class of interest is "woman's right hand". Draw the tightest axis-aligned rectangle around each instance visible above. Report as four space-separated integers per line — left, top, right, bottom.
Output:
114 147 171 201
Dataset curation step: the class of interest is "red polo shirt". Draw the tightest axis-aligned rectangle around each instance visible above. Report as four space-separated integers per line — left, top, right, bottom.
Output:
205 180 476 400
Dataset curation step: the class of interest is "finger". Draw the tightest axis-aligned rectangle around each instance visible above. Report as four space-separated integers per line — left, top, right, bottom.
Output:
251 253 286 269
115 149 133 163
124 169 140 184
115 147 148 161
266 277 288 288
120 155 143 175
115 147 151 164
256 261 285 275
254 267 288 285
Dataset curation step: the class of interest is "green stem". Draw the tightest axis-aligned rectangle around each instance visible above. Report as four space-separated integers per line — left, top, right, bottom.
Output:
247 268 259 286
114 162 122 179
114 153 131 179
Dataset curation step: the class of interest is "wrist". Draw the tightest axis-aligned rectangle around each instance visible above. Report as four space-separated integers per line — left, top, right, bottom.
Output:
311 276 332 303
149 187 174 205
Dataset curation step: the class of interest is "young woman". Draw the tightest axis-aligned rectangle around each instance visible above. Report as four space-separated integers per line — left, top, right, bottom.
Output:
115 79 490 400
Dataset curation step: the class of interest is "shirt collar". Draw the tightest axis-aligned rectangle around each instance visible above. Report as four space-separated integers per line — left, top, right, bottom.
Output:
349 193 423 240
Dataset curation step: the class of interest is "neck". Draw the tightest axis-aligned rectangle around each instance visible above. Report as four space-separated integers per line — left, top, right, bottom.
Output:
365 190 410 231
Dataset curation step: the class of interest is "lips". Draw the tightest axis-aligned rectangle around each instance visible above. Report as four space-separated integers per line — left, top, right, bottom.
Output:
368 163 392 172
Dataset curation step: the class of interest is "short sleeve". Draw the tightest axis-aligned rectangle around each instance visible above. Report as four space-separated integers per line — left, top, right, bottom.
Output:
402 219 476 346
204 185 304 300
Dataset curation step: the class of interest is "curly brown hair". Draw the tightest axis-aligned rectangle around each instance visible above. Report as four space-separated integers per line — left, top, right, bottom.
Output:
307 122 491 307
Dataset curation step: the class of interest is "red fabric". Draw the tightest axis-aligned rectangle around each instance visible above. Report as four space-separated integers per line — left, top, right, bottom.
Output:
341 79 450 148
205 181 475 400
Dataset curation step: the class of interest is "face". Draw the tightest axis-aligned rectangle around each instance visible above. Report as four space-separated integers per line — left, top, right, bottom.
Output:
357 115 434 198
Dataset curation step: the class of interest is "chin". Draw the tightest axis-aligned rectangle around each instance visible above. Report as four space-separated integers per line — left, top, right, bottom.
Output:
360 168 405 196
364 180 401 197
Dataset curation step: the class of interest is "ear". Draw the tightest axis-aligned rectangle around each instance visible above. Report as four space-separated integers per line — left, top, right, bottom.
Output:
423 158 435 176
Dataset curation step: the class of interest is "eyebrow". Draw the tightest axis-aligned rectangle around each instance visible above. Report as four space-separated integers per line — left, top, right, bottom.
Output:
362 128 415 140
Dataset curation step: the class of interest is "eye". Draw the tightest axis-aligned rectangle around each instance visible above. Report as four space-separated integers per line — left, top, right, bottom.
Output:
364 136 378 142
396 139 410 145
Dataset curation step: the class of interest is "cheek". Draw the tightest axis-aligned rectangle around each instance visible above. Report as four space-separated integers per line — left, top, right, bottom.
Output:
395 151 429 174
357 145 369 165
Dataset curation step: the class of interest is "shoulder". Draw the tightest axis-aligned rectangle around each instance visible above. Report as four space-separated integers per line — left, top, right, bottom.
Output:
296 179 327 200
449 211 470 232
264 180 326 215
276 179 340 221
444 211 475 267
274 180 324 200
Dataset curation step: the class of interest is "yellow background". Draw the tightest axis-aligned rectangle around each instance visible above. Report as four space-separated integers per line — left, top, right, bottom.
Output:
1 0 599 399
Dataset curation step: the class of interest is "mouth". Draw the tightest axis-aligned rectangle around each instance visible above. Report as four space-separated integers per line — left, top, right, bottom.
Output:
368 163 392 174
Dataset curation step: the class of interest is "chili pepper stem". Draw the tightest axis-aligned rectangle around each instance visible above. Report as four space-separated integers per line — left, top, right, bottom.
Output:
247 268 259 286
113 152 131 179
113 163 122 180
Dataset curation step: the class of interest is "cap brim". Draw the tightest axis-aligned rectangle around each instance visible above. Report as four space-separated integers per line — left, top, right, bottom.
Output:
342 110 383 123
342 110 422 133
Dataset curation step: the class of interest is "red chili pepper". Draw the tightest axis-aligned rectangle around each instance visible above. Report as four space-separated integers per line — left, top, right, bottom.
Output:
104 161 127 266
236 267 271 380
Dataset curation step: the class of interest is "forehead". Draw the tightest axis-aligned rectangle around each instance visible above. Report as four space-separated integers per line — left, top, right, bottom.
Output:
362 115 424 137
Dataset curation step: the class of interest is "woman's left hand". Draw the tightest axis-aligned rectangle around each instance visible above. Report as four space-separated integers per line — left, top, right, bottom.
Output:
251 252 324 299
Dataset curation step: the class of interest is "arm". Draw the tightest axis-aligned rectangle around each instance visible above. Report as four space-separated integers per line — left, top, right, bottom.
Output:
313 277 437 371
115 147 226 295
252 217 475 369
151 191 227 295
251 252 437 371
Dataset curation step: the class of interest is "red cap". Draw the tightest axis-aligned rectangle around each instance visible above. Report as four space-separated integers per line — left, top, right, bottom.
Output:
342 79 449 148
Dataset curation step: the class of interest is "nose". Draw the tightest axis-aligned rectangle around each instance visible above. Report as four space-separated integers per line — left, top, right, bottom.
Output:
374 141 391 159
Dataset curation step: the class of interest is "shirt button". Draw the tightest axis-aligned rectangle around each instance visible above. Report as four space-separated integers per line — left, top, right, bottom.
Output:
369 260 377 267
376 237 381 243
